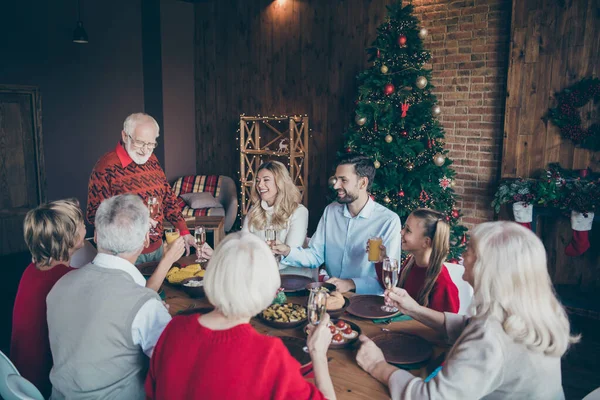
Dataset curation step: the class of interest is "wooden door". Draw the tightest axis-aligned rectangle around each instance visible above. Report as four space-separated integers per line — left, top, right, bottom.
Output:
0 85 45 255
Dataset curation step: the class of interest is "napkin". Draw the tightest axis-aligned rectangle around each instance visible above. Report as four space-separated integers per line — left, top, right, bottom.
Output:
372 314 413 324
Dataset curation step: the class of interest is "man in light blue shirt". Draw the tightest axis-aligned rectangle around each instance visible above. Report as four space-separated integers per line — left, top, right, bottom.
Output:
274 154 401 294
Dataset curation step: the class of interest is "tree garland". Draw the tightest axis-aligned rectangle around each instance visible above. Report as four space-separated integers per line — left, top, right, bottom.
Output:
547 77 600 151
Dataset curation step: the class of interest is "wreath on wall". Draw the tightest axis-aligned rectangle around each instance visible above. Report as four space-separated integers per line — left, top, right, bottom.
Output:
547 77 600 151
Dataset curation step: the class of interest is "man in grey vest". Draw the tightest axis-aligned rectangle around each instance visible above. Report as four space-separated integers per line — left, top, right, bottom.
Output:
47 194 180 399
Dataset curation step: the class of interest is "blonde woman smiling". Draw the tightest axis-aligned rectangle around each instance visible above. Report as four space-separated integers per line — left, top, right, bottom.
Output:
357 221 579 399
242 161 311 276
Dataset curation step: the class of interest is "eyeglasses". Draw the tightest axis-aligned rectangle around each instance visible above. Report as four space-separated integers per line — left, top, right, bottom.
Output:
127 134 158 150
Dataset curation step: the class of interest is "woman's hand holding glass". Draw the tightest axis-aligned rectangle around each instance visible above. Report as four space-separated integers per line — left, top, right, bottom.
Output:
384 287 420 316
306 313 334 357
271 242 291 257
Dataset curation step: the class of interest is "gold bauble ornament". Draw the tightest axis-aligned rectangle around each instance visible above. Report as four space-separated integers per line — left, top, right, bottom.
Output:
450 180 456 187
433 153 446 167
373 160 381 169
432 105 441 116
405 162 415 171
416 76 428 89
328 176 338 187
383 195 391 204
418 28 428 39
385 134 393 143
355 115 367 126
380 65 389 74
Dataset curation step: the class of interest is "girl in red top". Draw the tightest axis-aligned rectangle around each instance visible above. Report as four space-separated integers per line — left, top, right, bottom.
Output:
11 199 86 398
373 208 459 313
146 232 337 400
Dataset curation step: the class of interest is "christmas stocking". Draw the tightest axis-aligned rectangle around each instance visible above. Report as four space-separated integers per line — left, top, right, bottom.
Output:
565 211 594 257
512 202 533 230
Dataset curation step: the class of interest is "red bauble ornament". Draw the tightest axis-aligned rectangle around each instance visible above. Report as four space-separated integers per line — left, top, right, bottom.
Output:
400 130 408 137
452 209 460 219
384 83 395 96
398 35 407 46
345 147 353 153
579 168 589 178
374 122 378 132
461 233 467 245
376 49 381 58
445 216 451 222
398 190 405 197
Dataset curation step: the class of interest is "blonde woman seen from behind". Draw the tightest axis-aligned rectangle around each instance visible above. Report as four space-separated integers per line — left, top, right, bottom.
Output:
145 232 336 400
357 221 578 399
242 161 311 276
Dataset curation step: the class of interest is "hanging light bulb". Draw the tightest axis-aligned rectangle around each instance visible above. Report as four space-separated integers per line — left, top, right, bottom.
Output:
73 0 89 44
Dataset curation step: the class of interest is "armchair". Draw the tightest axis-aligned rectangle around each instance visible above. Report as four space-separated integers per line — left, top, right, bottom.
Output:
172 175 238 232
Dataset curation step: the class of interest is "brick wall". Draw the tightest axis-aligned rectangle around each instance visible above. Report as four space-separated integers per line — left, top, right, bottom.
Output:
409 0 511 227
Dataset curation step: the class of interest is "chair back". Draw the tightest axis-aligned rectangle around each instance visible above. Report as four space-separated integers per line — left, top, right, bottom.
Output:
444 263 474 316
70 239 97 268
6 375 44 400
0 350 21 400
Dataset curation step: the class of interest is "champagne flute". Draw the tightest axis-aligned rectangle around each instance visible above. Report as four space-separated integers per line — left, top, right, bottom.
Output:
304 287 328 352
381 257 400 312
265 225 280 262
147 197 160 236
194 226 207 263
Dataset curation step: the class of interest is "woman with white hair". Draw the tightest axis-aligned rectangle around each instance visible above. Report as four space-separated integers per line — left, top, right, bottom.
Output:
356 221 578 399
145 232 337 400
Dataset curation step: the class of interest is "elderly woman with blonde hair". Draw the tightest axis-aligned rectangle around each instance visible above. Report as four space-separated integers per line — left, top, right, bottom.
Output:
242 160 312 276
145 232 336 400
356 221 578 399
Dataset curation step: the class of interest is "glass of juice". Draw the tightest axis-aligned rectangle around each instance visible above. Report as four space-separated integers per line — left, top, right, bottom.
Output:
368 237 382 262
164 228 180 245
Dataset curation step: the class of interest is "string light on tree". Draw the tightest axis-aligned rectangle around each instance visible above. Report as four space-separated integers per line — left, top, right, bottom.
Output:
418 28 428 39
405 161 415 171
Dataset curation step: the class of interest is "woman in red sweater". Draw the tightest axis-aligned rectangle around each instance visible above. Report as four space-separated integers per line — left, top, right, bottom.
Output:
11 199 86 398
146 232 336 400
372 208 459 313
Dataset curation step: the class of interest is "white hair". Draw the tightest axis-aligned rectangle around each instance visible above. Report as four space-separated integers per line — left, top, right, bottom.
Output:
471 221 579 357
204 232 280 318
123 113 160 137
95 194 149 256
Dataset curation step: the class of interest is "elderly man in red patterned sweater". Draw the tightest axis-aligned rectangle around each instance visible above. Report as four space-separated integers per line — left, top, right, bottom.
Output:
87 112 212 264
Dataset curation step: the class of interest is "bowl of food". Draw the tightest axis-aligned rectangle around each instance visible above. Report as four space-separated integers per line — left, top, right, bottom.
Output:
304 318 361 349
166 263 205 285
258 303 308 329
180 277 205 298
305 282 336 293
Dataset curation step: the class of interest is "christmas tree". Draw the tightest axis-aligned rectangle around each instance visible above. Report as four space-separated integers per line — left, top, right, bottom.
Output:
342 3 467 261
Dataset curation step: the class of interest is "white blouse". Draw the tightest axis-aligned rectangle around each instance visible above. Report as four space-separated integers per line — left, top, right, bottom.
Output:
242 202 309 269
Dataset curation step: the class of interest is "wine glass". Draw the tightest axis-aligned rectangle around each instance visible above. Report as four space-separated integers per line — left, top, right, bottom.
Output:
304 287 328 353
147 197 160 236
381 257 400 312
265 225 280 262
194 226 207 263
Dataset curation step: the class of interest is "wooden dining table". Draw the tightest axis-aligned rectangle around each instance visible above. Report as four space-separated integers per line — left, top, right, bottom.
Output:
163 256 449 400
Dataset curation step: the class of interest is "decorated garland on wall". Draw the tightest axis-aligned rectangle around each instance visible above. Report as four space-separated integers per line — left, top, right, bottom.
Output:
547 77 600 151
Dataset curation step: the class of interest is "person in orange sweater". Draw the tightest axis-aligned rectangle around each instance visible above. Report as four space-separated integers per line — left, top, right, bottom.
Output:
11 199 86 398
370 208 459 313
145 232 337 400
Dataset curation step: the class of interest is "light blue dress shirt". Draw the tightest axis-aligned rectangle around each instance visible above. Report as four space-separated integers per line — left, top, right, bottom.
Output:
281 197 402 294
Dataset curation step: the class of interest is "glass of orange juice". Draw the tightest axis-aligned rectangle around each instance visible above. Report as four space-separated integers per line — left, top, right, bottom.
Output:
368 237 382 262
165 228 180 245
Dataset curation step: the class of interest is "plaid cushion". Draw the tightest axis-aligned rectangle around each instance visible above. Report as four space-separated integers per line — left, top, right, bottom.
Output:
172 175 223 211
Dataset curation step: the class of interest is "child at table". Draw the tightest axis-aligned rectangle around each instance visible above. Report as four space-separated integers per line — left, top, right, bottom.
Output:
371 208 459 313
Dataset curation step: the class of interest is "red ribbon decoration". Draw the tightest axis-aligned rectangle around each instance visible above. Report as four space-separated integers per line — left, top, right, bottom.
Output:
401 103 410 118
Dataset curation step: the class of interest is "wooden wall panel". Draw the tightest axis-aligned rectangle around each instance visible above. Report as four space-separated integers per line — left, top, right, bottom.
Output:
194 0 395 231
502 0 600 178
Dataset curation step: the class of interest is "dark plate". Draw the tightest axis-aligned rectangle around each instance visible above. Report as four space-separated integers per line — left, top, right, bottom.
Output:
304 318 362 349
327 296 350 319
136 261 161 277
281 275 314 293
370 332 433 365
279 336 311 368
180 277 205 298
305 282 336 293
257 304 308 329
346 295 401 319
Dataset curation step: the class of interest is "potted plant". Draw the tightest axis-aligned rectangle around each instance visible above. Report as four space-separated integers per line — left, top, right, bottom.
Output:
492 179 537 225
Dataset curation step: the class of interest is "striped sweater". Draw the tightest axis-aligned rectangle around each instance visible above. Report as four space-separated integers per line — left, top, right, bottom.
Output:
87 143 189 254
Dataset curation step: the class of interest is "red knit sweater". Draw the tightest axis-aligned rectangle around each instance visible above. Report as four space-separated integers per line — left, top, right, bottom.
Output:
11 262 74 398
145 314 325 400
87 143 189 253
376 257 459 313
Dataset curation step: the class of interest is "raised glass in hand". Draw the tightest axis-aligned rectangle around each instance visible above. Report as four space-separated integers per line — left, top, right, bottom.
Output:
194 226 207 263
381 257 399 313
307 288 328 326
164 228 180 245
265 225 277 247
147 197 160 236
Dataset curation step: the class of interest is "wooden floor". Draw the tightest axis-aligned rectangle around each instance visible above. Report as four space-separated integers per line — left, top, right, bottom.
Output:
1 251 599 398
